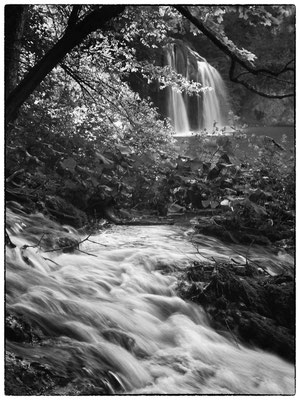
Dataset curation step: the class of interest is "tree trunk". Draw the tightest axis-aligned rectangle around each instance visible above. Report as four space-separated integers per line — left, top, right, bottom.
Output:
5 5 28 100
5 5 125 124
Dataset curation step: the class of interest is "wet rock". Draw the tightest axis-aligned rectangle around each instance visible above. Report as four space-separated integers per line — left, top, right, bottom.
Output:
5 351 110 395
5 313 43 343
177 262 295 362
45 195 88 227
5 312 115 395
5 351 58 395
102 329 136 353
239 312 294 361
102 329 148 358
56 236 79 253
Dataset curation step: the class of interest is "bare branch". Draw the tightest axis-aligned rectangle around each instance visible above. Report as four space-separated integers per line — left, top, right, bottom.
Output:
229 61 294 99
78 249 98 257
60 62 93 97
44 234 92 253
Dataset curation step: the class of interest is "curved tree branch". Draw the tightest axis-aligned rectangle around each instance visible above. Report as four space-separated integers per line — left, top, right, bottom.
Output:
234 70 293 85
229 61 294 99
6 5 126 124
60 62 138 127
174 5 294 98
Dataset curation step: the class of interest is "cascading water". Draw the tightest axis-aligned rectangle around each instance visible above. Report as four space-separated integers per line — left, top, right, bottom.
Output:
5 207 295 395
165 42 228 134
196 60 228 130
166 45 190 134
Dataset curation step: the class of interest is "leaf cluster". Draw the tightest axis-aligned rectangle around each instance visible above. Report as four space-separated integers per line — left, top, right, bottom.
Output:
165 128 294 246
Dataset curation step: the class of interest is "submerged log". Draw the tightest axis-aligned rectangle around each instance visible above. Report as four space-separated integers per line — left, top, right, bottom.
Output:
103 206 174 225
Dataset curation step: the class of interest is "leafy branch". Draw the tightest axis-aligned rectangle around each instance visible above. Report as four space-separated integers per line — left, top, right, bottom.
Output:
174 5 294 98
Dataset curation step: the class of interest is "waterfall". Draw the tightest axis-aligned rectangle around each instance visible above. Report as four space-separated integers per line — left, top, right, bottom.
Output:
197 61 228 130
165 42 228 134
166 45 190 134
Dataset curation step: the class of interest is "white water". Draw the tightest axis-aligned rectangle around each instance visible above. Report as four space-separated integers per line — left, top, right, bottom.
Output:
166 47 190 134
6 208 295 394
197 60 228 130
166 42 228 134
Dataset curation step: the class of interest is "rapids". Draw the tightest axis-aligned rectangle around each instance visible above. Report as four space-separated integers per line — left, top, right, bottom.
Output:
5 208 295 395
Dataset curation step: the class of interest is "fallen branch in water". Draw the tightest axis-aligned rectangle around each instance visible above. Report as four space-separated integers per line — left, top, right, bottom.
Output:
77 249 97 257
224 317 240 349
42 257 61 266
17 232 96 255
87 238 108 246
44 234 92 253
46 206 79 220
22 233 46 250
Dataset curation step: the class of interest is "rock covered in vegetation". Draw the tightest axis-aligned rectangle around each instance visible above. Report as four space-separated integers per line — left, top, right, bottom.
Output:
5 312 121 395
176 261 294 362
5 350 111 395
44 195 88 228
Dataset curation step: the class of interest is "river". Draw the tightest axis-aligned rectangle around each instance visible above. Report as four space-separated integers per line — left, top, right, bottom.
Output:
5 207 295 395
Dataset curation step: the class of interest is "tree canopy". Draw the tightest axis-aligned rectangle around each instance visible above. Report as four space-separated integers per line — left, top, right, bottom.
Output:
5 4 295 123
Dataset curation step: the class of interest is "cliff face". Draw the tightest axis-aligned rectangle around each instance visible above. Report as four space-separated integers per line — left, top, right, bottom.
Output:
239 95 294 127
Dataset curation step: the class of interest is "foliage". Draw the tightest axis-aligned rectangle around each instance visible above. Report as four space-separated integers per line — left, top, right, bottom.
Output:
166 127 294 247
7 4 216 219
6 5 295 242
8 31 182 214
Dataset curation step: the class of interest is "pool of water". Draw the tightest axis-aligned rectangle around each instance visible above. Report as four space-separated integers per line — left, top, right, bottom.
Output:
245 126 295 147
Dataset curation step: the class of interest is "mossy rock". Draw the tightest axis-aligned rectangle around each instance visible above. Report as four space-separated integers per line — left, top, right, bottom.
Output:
5 351 59 395
5 351 110 395
239 311 295 362
176 262 295 362
45 195 88 227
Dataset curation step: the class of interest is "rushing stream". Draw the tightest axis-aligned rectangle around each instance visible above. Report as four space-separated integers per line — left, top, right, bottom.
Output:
6 207 295 395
